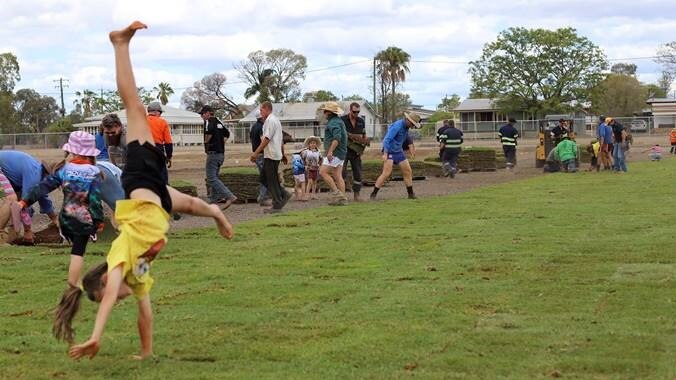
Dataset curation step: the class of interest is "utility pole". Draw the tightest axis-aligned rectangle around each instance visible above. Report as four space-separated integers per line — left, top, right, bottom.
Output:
53 78 69 117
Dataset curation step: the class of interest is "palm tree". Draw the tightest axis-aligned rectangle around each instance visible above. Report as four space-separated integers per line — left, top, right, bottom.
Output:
73 89 96 118
375 47 411 123
153 82 174 105
243 68 275 104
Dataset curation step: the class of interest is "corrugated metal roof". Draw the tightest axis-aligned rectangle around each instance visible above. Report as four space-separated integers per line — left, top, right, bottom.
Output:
240 100 374 123
454 98 496 112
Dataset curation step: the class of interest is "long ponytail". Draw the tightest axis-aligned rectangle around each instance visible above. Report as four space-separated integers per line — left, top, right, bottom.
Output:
53 262 108 342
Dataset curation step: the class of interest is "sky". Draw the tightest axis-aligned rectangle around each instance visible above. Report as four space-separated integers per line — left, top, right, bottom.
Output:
2 0 676 112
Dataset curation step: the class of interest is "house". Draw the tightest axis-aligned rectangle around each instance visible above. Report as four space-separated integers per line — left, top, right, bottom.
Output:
646 98 676 129
406 105 435 120
239 100 379 141
73 105 222 146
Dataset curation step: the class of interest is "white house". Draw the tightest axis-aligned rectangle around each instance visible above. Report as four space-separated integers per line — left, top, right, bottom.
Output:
646 98 676 129
73 105 214 146
239 100 379 140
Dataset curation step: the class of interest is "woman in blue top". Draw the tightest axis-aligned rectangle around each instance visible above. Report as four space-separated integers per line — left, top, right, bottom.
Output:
370 112 421 200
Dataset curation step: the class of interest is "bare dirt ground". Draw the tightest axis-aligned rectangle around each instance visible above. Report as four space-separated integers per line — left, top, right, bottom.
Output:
19 134 670 234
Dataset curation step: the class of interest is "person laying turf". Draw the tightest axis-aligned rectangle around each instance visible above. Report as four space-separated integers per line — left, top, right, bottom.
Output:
61 21 233 361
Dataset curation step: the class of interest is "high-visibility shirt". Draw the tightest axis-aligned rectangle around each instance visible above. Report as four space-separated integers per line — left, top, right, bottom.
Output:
147 115 174 159
147 115 173 145
440 127 463 149
498 124 519 146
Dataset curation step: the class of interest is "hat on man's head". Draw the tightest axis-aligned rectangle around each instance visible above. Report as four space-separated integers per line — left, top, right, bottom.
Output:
318 101 343 115
147 102 163 113
62 131 101 157
404 112 421 129
198 105 215 115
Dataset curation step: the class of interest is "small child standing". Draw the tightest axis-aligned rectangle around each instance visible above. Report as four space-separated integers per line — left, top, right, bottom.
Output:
670 127 676 154
19 131 103 287
643 144 663 161
302 136 322 200
587 139 600 172
291 151 306 201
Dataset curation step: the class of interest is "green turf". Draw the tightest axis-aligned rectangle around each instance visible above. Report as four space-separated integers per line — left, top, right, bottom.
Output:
1 159 675 379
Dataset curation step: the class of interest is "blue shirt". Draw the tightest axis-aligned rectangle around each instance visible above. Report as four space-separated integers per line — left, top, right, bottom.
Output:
0 150 54 215
382 119 408 154
597 123 613 144
95 132 109 160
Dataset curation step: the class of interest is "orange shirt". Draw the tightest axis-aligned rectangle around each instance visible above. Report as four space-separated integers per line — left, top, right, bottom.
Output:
147 115 173 144
670 128 676 144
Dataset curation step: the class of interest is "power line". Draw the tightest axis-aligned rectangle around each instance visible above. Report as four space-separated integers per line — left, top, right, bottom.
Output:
31 55 668 96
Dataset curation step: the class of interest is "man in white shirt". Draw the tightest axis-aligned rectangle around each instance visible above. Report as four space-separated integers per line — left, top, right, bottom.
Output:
249 101 290 213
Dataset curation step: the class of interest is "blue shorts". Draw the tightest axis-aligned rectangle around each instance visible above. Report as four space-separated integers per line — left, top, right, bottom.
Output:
386 151 407 165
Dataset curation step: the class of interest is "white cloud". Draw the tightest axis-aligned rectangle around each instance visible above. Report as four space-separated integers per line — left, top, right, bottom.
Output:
4 0 676 110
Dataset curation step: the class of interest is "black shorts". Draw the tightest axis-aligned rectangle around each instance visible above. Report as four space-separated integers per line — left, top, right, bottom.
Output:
121 141 173 213
62 232 89 257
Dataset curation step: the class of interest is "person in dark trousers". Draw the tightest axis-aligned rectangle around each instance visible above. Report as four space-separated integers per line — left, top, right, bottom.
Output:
249 114 270 206
498 117 519 169
201 105 237 209
439 121 463 178
550 119 568 146
249 101 290 213
436 120 451 160
340 102 368 201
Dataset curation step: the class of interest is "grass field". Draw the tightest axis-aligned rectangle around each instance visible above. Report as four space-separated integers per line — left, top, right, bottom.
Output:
1 159 675 379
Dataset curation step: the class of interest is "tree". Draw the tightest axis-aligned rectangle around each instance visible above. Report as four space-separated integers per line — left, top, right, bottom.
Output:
610 63 637 76
469 27 608 117
656 42 676 73
437 94 461 112
181 73 242 118
302 90 338 102
643 83 667 99
236 49 307 103
381 92 412 121
74 89 97 118
591 74 646 117
343 94 365 101
153 82 174 105
0 52 20 93
375 46 411 123
657 71 674 95
0 92 15 134
13 89 60 133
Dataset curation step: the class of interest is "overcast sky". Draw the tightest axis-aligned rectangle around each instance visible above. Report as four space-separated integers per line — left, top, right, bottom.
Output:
2 0 676 111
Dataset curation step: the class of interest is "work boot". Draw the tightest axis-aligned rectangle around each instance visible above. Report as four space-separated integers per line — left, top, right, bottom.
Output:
328 191 348 206
353 191 363 202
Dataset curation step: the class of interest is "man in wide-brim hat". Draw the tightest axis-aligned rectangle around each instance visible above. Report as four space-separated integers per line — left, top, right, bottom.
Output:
318 101 349 206
370 112 422 201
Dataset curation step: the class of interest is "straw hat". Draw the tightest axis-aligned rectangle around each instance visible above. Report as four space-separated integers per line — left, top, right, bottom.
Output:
318 101 344 115
404 112 421 129
62 131 100 157
304 136 321 147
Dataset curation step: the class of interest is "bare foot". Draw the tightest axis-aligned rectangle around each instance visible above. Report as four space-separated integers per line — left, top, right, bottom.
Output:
132 352 153 360
210 205 234 239
109 21 147 45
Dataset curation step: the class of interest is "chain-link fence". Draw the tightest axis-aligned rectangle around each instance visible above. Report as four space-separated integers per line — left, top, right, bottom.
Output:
0 132 71 150
1 116 673 150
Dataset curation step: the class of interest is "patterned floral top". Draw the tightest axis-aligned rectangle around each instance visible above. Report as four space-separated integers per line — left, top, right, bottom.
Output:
24 159 103 236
